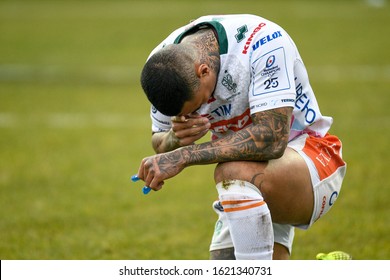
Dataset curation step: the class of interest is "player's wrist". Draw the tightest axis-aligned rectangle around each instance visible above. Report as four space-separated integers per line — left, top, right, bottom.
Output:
165 128 182 151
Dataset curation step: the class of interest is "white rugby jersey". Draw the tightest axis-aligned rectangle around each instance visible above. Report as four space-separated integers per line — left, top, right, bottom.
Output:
148 14 333 141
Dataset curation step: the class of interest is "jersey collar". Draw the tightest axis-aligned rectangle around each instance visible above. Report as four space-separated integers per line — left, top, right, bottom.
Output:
173 21 228 55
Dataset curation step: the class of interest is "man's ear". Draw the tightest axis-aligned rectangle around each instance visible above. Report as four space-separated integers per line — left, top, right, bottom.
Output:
196 63 210 78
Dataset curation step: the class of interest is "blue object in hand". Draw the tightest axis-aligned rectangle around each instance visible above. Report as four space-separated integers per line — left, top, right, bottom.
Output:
131 175 140 182
142 186 152 194
131 175 152 195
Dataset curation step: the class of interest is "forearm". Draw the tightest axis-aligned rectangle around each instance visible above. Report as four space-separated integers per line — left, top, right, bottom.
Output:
178 107 292 167
180 124 286 166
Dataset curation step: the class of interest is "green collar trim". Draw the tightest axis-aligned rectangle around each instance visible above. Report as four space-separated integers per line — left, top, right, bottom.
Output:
173 21 228 55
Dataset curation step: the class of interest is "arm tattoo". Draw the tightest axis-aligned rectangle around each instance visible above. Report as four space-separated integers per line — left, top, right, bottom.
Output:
179 107 292 166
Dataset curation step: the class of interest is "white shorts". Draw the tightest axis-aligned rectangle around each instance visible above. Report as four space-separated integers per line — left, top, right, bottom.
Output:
209 133 346 255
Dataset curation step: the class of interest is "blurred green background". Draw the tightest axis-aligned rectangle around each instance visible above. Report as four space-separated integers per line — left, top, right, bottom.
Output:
0 0 389 260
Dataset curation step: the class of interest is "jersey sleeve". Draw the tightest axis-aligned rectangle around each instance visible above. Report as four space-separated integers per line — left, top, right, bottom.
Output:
150 105 172 133
248 27 297 114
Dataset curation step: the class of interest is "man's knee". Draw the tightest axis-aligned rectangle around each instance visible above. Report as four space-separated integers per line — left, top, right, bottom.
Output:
214 162 234 182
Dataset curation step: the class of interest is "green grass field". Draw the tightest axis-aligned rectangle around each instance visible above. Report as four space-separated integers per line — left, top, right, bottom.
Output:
0 0 389 260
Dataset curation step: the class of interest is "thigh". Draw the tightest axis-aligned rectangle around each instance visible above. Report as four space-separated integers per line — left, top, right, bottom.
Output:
214 148 314 225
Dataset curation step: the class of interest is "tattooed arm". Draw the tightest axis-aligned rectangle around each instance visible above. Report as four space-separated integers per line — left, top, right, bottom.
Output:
182 107 291 164
137 107 292 191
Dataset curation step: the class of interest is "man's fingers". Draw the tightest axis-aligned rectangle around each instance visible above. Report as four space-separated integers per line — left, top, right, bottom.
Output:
174 124 210 138
178 129 209 146
171 116 188 123
173 118 210 136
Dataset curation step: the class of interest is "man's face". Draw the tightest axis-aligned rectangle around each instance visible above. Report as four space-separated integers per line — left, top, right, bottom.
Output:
179 67 217 117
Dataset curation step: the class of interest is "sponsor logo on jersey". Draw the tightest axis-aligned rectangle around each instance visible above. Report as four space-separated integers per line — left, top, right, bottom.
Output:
252 31 282 52
235 25 248 43
242 22 267 54
221 70 237 92
151 106 171 126
315 195 327 222
295 77 316 124
203 104 233 121
221 70 243 101
329 191 338 206
315 191 338 222
208 108 252 134
250 102 268 110
211 104 232 117
261 54 281 77
151 114 171 126
266 55 276 67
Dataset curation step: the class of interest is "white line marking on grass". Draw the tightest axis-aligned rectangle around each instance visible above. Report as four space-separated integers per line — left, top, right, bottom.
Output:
1 112 389 130
309 65 390 82
0 113 149 129
0 64 389 83
365 0 387 8
0 113 18 127
0 64 140 84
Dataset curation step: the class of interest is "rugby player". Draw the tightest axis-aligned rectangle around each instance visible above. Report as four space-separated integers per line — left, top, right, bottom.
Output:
136 14 347 260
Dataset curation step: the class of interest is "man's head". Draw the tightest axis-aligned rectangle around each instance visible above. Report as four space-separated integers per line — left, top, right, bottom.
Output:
140 44 217 117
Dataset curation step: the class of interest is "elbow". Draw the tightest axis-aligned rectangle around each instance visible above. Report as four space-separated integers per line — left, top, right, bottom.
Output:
151 132 164 154
272 143 287 159
263 137 288 160
273 134 289 159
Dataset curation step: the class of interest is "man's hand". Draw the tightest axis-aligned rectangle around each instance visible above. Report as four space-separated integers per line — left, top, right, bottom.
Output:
136 149 187 192
152 113 210 153
171 113 210 146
